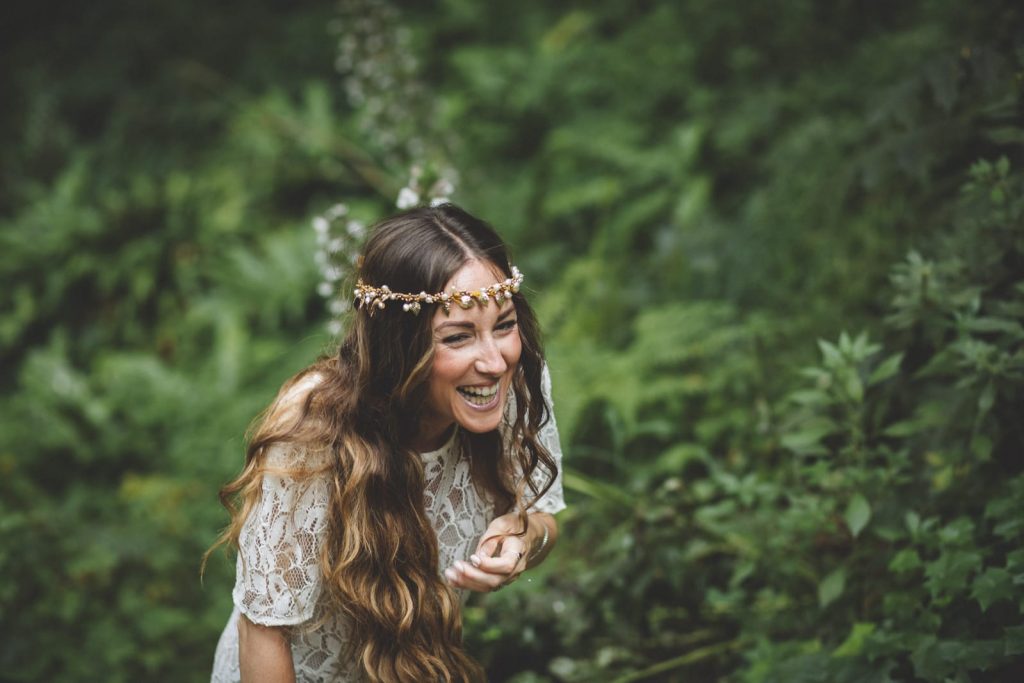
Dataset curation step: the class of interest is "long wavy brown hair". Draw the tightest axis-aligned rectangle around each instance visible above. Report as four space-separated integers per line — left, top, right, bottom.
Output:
205 204 558 682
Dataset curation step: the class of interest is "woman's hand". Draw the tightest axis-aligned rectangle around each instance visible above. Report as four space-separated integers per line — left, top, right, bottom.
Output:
444 512 555 592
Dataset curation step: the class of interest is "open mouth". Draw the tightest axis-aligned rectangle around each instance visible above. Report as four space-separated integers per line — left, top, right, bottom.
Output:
457 382 500 407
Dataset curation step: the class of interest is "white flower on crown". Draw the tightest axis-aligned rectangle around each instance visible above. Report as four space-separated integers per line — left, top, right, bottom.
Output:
347 220 366 239
396 186 420 209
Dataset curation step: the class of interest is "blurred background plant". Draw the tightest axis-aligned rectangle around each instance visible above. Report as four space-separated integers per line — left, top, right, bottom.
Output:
1 0 1021 681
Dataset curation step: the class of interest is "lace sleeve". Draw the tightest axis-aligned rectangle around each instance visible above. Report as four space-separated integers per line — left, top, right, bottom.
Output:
531 364 567 514
232 442 332 627
503 364 567 515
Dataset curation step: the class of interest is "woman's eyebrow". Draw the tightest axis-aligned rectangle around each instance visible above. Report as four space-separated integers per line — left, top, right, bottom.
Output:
435 321 474 332
433 307 517 332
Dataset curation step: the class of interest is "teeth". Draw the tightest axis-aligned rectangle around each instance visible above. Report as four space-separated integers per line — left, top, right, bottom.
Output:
460 383 498 397
458 383 499 404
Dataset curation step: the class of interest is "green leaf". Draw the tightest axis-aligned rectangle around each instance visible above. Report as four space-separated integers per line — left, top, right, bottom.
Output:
818 568 846 608
883 420 921 437
868 353 903 386
971 567 1014 611
562 469 634 508
788 389 830 406
1005 625 1024 656
1006 548 1024 574
969 434 993 461
844 494 871 538
833 622 876 657
905 511 921 536
655 443 709 472
993 515 1023 540
912 638 1005 680
925 550 983 600
996 156 1010 176
817 339 842 367
938 518 975 545
963 317 1023 335
781 418 836 455
889 548 922 573
984 485 1021 521
843 370 864 403
977 380 996 421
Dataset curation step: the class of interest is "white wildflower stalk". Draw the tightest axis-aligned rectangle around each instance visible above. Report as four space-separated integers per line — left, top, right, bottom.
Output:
312 203 368 335
332 0 448 168
396 163 459 209
315 0 462 335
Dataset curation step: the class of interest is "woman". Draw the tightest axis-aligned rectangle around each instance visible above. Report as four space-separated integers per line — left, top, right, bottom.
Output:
207 203 565 682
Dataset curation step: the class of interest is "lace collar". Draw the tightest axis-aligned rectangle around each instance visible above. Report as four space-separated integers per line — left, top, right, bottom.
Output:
419 425 458 463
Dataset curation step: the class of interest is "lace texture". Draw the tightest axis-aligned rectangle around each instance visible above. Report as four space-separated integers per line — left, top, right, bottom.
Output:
525 365 566 514
211 366 565 682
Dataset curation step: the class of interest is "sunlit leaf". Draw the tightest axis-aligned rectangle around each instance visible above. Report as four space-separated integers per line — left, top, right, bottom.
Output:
889 548 922 573
818 568 846 608
845 494 871 538
833 622 876 657
868 353 903 386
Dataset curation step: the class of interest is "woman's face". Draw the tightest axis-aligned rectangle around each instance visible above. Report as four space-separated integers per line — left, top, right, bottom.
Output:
419 259 522 449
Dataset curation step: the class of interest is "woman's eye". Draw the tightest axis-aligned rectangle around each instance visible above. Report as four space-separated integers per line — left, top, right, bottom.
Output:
497 319 518 331
442 334 471 345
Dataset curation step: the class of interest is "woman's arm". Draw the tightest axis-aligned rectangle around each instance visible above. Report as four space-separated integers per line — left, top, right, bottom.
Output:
232 440 331 681
237 615 296 683
524 511 558 569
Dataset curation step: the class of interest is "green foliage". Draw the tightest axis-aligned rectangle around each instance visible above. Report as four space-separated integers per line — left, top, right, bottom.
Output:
473 157 1023 681
2 0 1022 681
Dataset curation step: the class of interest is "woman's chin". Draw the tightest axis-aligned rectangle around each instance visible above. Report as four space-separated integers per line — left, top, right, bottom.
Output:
451 383 505 433
452 403 504 433
454 413 503 434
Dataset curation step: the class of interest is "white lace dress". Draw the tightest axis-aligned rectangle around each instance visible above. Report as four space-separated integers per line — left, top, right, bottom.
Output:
210 368 566 683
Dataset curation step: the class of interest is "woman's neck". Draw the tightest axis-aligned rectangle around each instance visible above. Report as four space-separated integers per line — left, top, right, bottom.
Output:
413 420 456 453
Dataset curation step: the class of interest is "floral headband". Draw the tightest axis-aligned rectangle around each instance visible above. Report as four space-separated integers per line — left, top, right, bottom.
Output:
354 266 523 316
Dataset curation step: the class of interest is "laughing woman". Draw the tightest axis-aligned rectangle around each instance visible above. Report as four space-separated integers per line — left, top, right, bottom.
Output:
207 204 565 682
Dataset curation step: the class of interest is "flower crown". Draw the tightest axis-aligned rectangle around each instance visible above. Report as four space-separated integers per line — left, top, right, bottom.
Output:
354 266 524 316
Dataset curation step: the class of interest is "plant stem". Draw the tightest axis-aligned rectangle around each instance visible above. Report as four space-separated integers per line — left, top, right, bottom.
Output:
609 639 742 683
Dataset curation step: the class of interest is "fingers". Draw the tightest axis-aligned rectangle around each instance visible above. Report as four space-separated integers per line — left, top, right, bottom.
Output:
475 513 527 557
474 533 501 559
472 536 526 574
445 559 508 592
445 542 526 593
455 521 531 593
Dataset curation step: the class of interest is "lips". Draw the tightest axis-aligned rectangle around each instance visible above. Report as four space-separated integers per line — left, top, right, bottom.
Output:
457 382 500 406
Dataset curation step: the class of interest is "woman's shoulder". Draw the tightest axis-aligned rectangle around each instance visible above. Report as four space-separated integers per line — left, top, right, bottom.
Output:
260 369 321 426
277 370 327 410
260 370 333 471
262 440 332 471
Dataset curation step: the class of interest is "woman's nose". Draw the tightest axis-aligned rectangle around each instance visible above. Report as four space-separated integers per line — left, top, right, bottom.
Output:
474 338 508 375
